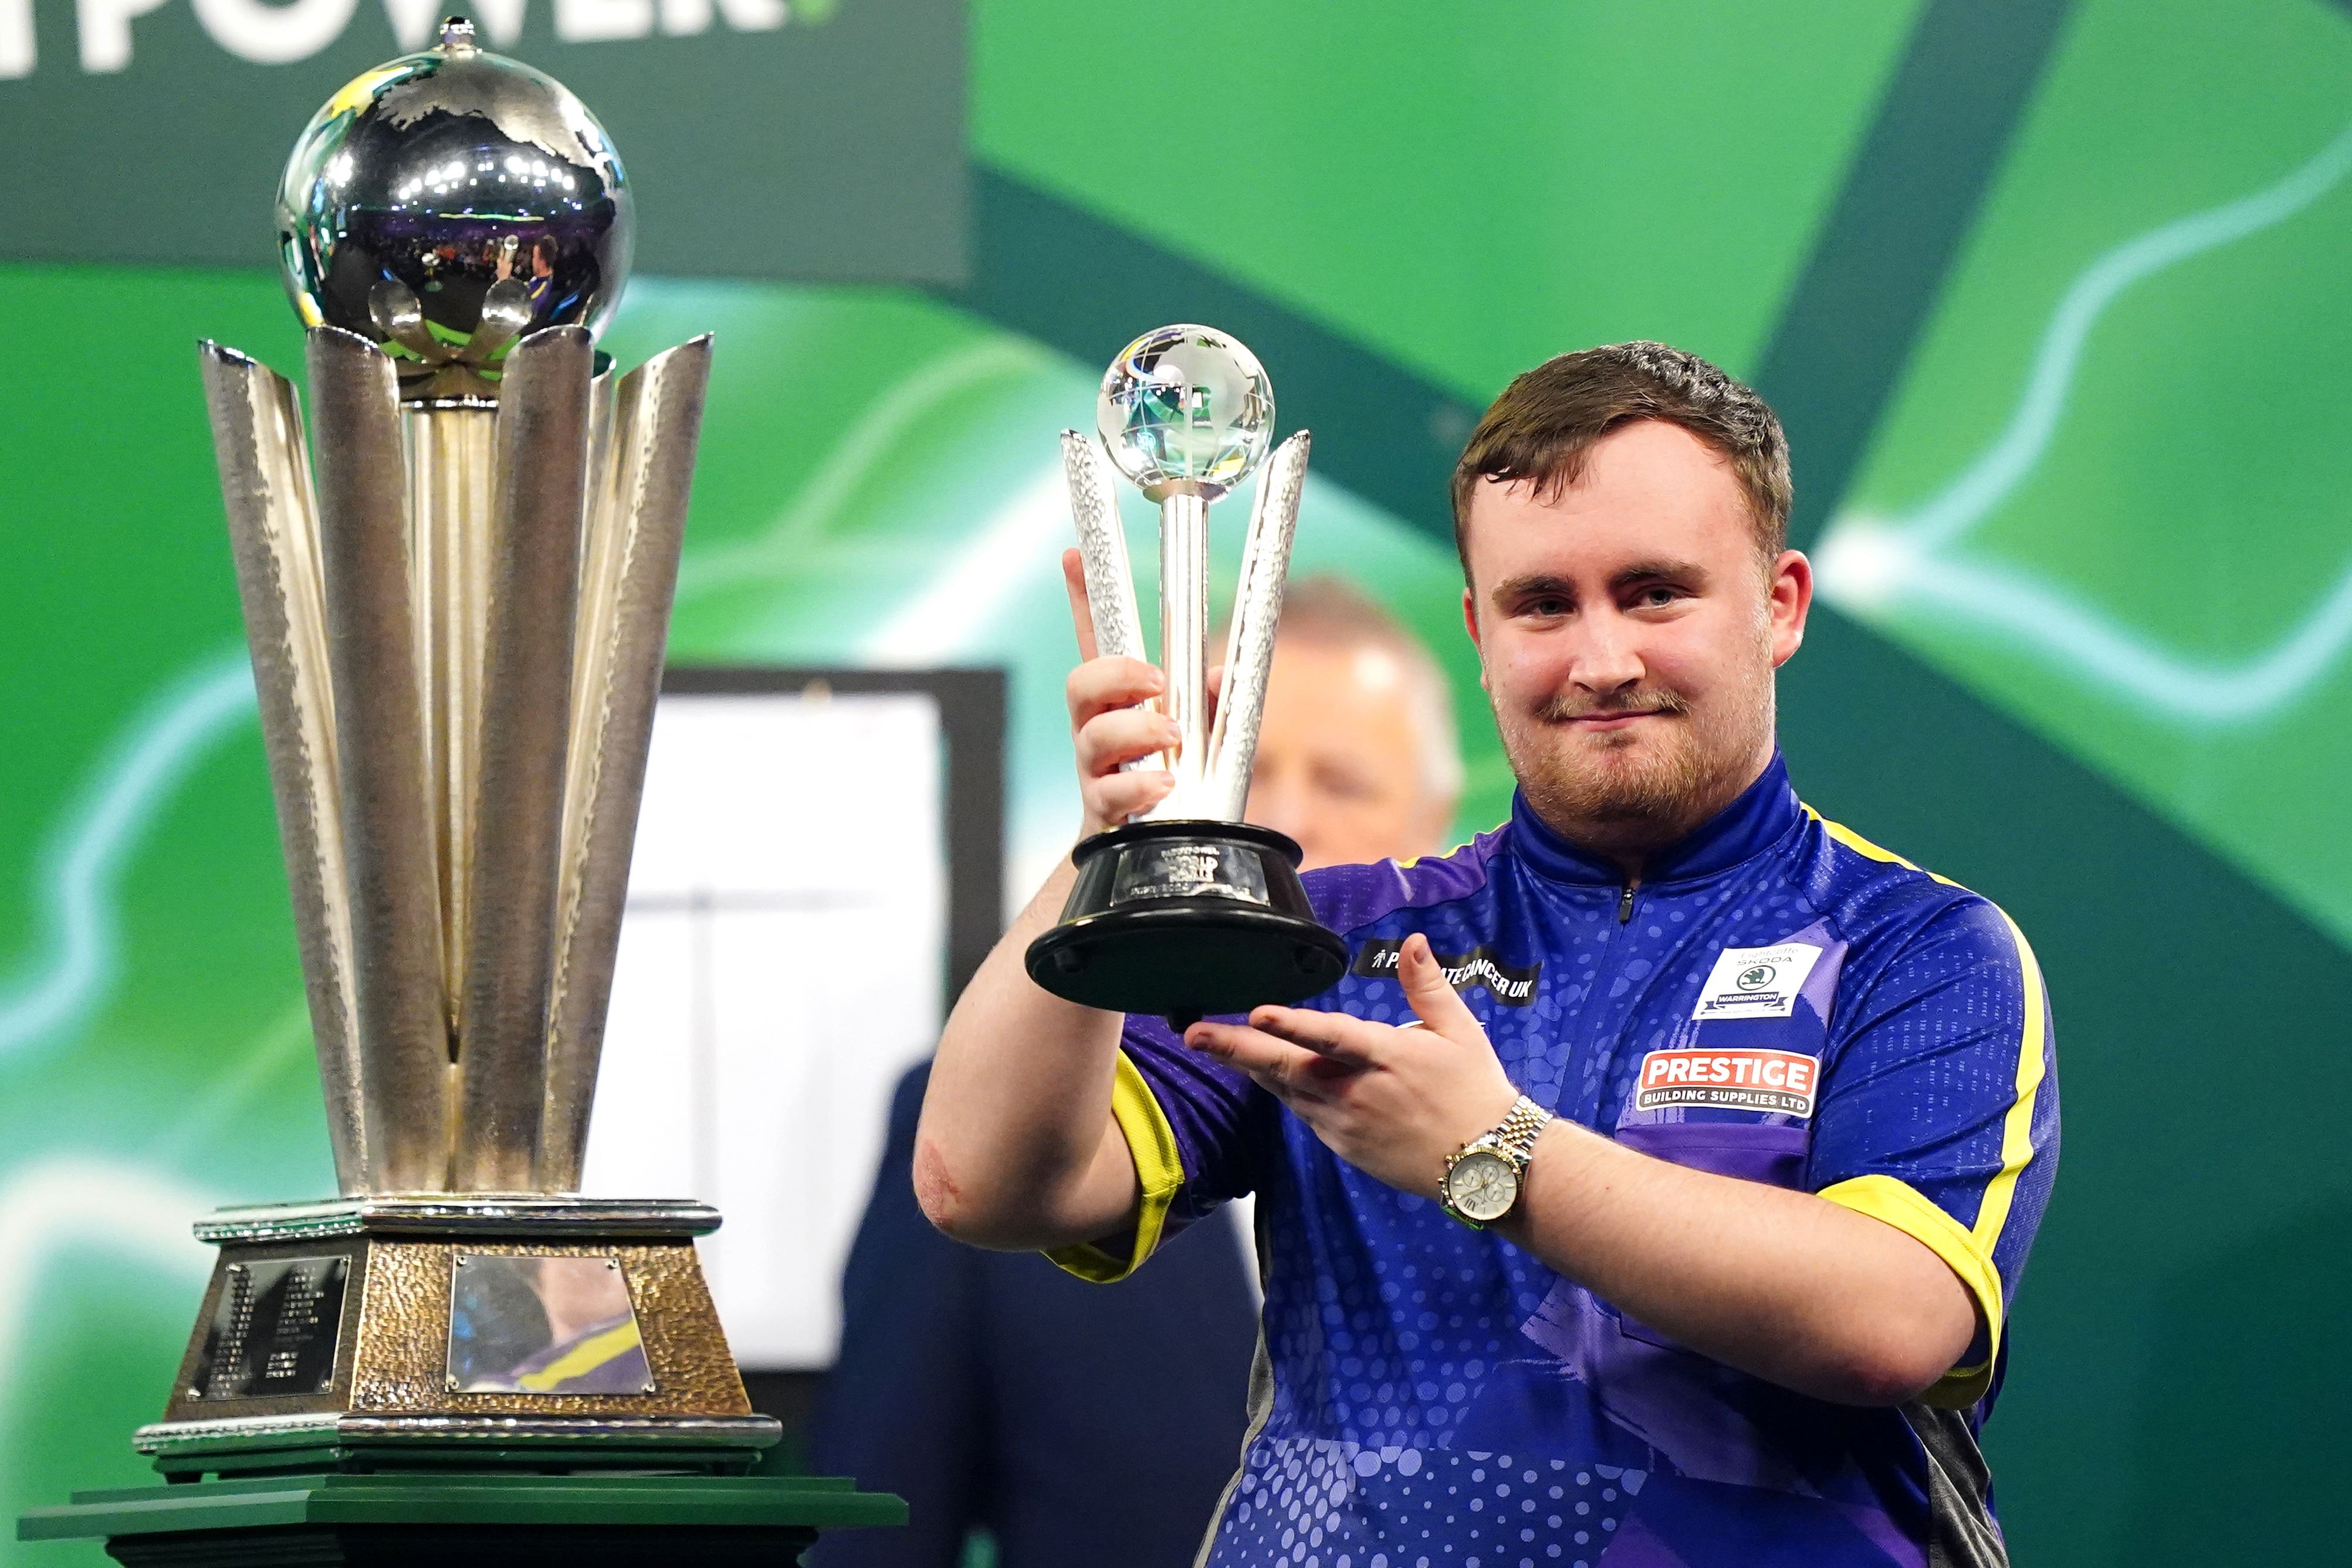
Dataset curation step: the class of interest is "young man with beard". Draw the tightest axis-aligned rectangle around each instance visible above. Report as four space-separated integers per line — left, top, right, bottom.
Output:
917 343 2059 1568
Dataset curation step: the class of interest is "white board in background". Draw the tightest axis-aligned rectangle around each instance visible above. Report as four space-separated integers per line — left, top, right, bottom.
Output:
582 687 948 1369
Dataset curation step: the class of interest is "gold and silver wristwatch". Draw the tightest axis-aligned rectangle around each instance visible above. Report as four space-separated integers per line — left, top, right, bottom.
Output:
1439 1094 1553 1229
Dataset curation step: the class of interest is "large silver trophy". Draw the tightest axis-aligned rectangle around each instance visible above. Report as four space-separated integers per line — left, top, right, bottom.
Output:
146 19 764 1477
1026 326 1348 1028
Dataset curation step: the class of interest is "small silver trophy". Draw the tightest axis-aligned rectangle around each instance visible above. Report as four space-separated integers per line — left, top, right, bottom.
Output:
1026 325 1348 1027
147 18 766 1476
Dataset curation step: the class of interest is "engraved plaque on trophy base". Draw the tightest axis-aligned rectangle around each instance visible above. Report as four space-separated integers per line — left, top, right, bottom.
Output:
138 1198 776 1480
190 1255 351 1401
1026 819 1349 1028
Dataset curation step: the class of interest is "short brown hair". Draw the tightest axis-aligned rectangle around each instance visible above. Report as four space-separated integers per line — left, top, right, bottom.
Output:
1449 341 1792 583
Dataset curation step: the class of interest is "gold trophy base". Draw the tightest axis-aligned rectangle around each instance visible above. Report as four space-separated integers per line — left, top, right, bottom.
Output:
137 1198 775 1481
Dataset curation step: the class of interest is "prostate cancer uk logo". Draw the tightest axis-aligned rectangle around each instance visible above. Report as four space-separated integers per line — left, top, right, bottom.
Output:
1634 1048 1821 1118
1349 940 1539 1006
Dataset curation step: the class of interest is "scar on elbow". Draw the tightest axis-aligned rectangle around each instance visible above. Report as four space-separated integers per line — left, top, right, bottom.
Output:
912 1137 965 1235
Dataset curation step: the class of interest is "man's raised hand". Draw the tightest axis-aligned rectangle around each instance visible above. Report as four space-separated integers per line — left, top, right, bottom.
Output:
1059 547 1225 838
1063 547 1178 834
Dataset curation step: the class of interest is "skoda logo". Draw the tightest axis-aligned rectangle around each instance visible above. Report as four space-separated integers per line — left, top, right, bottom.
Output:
1736 964 1776 992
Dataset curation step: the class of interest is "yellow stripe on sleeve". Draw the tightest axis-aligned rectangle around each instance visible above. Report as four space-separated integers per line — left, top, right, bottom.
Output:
1806 808 2053 1406
1818 1174 2004 1409
1043 1049 1187 1284
1972 907 2049 1258
1804 805 1960 888
1810 807 2051 1258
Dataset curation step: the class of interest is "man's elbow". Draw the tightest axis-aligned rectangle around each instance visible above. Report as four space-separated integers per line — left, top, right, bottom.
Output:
1814 1325 1970 1407
1826 1351 1945 1408
912 1134 981 1241
911 1134 1044 1249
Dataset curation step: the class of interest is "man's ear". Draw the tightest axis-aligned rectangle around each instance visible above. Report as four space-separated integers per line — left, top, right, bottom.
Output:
1768 548 1813 669
1461 587 1488 692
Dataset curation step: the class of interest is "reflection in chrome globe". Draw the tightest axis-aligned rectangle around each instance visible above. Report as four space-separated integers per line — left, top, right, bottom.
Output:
276 17 631 402
1095 325 1275 500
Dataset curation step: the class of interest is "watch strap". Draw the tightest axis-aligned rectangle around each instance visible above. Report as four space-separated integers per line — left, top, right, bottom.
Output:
1483 1094 1552 1168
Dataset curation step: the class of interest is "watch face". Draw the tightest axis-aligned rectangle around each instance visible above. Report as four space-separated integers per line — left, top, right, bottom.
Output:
1444 1149 1519 1223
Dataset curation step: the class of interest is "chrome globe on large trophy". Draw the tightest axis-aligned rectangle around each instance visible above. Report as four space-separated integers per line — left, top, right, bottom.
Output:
19 19 896 1563
1025 326 1349 1028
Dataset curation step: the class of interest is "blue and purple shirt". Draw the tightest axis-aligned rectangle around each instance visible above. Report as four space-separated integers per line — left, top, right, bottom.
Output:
1048 755 2057 1568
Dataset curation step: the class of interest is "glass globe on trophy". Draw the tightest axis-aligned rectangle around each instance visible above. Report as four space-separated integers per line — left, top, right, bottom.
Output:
1026 326 1349 1029
1097 326 1275 495
18 19 898 1563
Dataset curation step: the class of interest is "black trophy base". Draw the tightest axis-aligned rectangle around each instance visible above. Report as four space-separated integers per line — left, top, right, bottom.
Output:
1025 819 1348 1028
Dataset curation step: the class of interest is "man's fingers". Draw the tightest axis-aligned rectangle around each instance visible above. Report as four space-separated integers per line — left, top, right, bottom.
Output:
1185 1021 1346 1098
1094 768 1174 825
1248 1004 1388 1068
1067 656 1165 730
1064 580 1170 832
1061 548 1101 663
1399 933 1487 1044
1075 706 1181 777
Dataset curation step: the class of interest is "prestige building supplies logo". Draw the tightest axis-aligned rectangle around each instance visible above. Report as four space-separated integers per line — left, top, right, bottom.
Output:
1350 940 1539 1006
1633 1048 1820 1117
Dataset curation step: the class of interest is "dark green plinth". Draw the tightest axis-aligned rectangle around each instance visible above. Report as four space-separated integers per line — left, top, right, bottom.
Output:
18 1471 906 1566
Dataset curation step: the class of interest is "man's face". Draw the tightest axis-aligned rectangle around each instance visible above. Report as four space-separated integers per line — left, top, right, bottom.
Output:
1460 419 1810 861
1247 638 1456 871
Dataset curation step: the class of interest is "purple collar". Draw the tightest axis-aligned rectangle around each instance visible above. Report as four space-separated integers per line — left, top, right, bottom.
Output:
1507 750 1803 888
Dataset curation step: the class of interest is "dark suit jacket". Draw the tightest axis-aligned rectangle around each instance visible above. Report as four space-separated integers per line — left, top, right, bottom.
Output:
808 1063 1261 1568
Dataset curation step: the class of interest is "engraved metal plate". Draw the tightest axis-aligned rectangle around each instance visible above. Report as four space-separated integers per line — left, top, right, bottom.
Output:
446 1254 654 1397
1112 842 1271 907
191 1255 348 1400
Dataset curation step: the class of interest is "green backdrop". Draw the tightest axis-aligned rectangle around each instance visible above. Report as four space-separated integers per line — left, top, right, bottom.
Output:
3 2 2346 1563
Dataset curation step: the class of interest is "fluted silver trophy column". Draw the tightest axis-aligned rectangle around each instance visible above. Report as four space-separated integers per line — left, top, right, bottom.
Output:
143 19 769 1477
1026 326 1348 1028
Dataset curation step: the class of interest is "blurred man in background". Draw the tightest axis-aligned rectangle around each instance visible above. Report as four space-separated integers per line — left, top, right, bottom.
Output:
809 572 1463 1568
1240 577 1463 874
